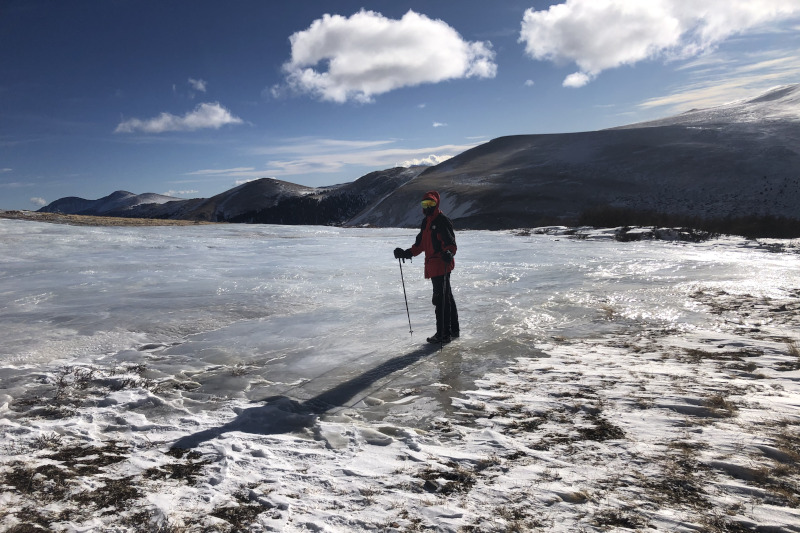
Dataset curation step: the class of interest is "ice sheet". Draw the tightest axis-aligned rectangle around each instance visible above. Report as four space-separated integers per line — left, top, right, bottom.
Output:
3 220 800 532
2 220 797 414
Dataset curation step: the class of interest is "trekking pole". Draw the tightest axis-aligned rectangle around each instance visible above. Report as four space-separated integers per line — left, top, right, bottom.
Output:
440 272 448 351
398 258 413 337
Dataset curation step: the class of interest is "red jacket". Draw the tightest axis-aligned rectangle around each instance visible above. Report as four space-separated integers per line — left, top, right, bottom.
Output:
410 207 457 278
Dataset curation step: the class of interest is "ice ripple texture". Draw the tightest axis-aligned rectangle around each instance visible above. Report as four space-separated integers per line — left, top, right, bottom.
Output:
1 220 797 416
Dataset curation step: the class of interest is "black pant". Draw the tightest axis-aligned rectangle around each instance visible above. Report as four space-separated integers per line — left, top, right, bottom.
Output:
432 274 459 337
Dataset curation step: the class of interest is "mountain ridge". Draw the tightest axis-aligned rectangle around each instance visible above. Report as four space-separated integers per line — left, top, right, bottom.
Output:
40 84 800 234
352 84 800 230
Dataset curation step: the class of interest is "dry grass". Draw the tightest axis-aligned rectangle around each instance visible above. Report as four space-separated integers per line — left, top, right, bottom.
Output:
416 461 477 494
11 363 158 419
777 340 800 371
0 210 216 227
0 440 254 532
787 340 800 358
702 393 739 417
598 304 616 320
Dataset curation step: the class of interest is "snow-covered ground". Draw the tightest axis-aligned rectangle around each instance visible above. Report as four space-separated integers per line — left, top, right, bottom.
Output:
1 220 799 532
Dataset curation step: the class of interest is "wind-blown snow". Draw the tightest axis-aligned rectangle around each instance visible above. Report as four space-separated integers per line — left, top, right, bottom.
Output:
622 84 800 128
1 220 799 531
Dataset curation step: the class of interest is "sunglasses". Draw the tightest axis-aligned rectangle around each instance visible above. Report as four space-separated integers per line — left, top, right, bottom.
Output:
421 199 437 208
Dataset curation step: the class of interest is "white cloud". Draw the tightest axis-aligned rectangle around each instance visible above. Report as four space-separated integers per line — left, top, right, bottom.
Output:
30 197 47 207
188 78 207 92
115 102 243 134
638 50 800 113
433 122 447 128
188 138 480 180
258 143 471 175
519 0 800 86
248 138 395 157
398 154 452 167
162 189 199 197
186 167 257 176
563 72 591 88
277 9 497 103
524 79 535 87
1 168 12 173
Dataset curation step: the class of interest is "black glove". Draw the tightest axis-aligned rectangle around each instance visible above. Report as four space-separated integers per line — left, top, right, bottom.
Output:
441 250 453 265
394 247 412 260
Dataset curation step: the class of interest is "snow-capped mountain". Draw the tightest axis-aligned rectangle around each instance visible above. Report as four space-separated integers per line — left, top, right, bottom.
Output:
617 84 800 128
225 166 426 225
354 84 800 230
40 167 425 225
41 190 181 217
40 84 800 232
122 177 320 222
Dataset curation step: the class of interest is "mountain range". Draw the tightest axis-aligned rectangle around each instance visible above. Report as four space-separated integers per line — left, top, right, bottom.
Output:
40 84 800 234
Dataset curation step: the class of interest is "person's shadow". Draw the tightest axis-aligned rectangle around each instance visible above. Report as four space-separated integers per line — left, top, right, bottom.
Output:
171 343 440 450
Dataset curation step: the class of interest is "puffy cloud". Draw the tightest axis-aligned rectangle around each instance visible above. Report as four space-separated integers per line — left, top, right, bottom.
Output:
30 197 47 207
433 122 447 128
398 154 452 167
563 72 591 88
519 0 800 86
277 9 497 103
115 102 243 134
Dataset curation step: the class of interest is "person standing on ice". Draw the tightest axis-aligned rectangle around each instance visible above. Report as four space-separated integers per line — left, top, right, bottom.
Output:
394 191 460 344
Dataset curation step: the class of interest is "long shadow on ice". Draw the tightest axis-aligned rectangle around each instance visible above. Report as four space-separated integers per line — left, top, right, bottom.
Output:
171 343 439 450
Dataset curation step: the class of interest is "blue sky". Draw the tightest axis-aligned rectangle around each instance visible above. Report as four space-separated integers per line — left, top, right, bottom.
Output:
2 0 800 210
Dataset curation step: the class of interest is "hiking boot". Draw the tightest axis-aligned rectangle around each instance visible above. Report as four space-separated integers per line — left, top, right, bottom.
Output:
427 333 451 344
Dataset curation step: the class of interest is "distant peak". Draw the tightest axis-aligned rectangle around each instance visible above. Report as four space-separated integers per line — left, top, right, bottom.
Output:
610 83 800 130
107 190 135 198
746 84 800 104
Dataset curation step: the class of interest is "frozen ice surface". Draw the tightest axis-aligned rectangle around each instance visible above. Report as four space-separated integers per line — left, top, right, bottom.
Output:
1 219 798 419
3 219 800 532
